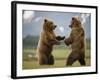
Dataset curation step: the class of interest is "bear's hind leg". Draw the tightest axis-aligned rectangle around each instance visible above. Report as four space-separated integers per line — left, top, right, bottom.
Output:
66 52 79 66
38 55 48 65
78 58 86 66
78 53 86 66
47 55 54 65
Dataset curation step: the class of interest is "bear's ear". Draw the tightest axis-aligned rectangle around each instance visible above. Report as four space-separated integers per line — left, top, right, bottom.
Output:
72 17 75 20
44 19 47 22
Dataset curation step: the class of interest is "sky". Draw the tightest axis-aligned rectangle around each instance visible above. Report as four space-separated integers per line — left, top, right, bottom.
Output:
22 10 91 39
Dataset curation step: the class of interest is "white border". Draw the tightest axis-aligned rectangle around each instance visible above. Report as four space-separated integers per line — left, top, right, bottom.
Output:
17 3 96 77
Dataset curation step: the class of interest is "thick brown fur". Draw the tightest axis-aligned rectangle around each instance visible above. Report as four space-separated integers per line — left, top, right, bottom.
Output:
64 16 86 66
36 19 65 65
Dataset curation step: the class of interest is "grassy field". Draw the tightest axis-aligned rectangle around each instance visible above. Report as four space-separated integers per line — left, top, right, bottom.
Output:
22 48 91 69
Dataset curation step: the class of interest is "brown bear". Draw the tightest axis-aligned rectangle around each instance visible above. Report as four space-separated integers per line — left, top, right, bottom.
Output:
64 16 86 66
36 19 65 65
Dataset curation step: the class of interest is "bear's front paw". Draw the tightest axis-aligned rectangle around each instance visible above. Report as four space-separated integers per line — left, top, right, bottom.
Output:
64 39 70 46
56 36 65 41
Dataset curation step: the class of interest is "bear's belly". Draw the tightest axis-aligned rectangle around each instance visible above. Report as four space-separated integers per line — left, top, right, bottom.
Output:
71 41 84 50
38 44 53 55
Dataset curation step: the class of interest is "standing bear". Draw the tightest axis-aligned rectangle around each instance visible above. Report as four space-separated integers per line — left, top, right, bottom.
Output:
64 16 86 66
36 19 65 65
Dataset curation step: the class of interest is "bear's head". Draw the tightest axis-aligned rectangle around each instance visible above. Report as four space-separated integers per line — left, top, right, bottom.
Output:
69 16 81 28
43 19 57 32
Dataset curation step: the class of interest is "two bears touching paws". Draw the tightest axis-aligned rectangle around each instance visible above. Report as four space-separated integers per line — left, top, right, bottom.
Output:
36 16 86 66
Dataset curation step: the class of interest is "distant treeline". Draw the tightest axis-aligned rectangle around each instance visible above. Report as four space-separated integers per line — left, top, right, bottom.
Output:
23 35 90 49
23 35 39 48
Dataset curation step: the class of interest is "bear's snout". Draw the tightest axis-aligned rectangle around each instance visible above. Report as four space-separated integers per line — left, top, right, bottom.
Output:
53 25 57 30
54 25 57 28
69 25 72 28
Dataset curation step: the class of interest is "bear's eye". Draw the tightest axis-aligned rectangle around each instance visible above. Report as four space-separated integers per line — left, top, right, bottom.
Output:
72 17 75 20
50 22 53 24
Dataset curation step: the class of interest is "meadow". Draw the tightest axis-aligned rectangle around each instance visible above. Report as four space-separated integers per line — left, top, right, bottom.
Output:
22 46 91 69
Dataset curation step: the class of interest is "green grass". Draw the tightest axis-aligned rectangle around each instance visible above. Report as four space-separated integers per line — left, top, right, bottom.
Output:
22 48 91 69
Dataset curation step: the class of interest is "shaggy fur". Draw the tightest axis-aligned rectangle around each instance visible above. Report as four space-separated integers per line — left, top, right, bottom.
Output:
36 19 65 65
64 16 86 66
